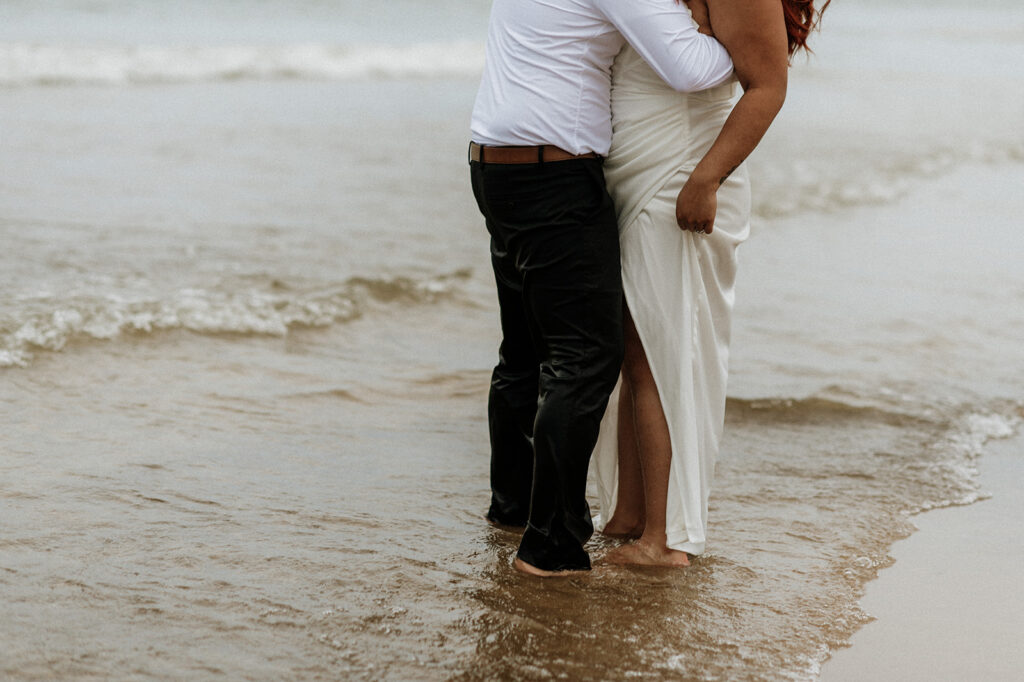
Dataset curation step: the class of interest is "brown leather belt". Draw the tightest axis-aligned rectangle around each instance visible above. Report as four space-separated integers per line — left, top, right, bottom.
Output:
469 142 600 164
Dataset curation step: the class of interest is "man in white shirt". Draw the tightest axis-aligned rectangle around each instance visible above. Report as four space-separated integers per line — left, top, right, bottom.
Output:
469 0 733 576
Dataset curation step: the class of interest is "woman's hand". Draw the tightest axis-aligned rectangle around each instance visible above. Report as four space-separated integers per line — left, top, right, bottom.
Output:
675 174 718 234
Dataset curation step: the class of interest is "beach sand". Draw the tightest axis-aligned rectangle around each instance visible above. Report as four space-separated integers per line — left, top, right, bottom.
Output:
821 431 1024 681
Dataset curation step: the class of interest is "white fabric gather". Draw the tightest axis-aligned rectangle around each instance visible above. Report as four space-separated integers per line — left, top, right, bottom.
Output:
591 45 751 556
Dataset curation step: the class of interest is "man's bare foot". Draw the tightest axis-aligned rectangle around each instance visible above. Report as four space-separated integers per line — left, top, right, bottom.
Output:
604 539 690 567
512 557 579 578
599 515 645 539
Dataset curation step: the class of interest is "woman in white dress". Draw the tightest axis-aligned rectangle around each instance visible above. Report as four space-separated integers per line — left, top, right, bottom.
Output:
592 0 829 565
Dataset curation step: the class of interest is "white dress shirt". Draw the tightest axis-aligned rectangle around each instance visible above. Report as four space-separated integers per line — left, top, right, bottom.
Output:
470 0 734 157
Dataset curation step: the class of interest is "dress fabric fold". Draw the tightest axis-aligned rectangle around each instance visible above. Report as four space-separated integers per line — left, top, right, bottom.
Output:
591 45 751 555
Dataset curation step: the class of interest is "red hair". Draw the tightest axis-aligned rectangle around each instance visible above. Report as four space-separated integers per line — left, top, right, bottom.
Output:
782 0 830 55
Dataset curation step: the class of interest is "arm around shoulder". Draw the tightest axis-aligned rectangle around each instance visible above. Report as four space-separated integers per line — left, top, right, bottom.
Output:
597 0 734 92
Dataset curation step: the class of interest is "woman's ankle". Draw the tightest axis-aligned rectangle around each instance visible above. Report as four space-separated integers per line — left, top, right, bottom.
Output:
637 530 669 549
603 513 646 537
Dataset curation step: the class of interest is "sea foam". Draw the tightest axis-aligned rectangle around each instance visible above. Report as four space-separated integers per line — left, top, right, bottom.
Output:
0 271 471 367
0 41 485 86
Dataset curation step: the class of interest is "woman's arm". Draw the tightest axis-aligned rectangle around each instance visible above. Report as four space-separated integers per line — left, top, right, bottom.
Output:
675 0 790 233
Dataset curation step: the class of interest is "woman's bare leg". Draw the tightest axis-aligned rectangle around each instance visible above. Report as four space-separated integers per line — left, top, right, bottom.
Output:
607 307 689 566
601 372 646 538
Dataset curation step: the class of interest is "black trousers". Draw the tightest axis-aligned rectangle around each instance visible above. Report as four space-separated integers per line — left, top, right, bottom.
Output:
470 156 624 571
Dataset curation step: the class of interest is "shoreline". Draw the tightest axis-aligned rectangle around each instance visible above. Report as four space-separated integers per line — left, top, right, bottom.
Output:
820 429 1024 681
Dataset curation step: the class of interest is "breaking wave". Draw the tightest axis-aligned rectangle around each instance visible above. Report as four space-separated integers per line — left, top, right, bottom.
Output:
0 270 472 367
0 41 485 86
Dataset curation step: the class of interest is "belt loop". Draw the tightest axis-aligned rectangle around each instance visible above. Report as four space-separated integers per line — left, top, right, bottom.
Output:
538 146 544 164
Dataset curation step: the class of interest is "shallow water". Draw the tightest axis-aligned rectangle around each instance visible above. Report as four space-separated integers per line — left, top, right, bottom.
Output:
3 296 1017 680
2 1 1024 679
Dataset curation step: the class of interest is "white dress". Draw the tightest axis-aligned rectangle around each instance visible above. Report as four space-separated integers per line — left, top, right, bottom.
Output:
591 44 751 555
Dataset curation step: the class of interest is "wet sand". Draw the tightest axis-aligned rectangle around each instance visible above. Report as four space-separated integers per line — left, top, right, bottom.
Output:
822 430 1024 681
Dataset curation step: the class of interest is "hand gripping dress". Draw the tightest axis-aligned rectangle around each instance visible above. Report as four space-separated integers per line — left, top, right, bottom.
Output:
591 44 751 556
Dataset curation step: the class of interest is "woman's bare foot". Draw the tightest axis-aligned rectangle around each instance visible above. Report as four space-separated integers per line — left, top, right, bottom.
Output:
512 557 579 578
599 515 645 539
604 538 690 567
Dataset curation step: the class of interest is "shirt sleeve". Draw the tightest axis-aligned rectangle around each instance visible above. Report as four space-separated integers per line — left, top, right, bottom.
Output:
595 0 734 92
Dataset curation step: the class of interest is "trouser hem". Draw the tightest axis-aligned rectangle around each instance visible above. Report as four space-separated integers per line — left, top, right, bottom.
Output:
516 526 591 572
